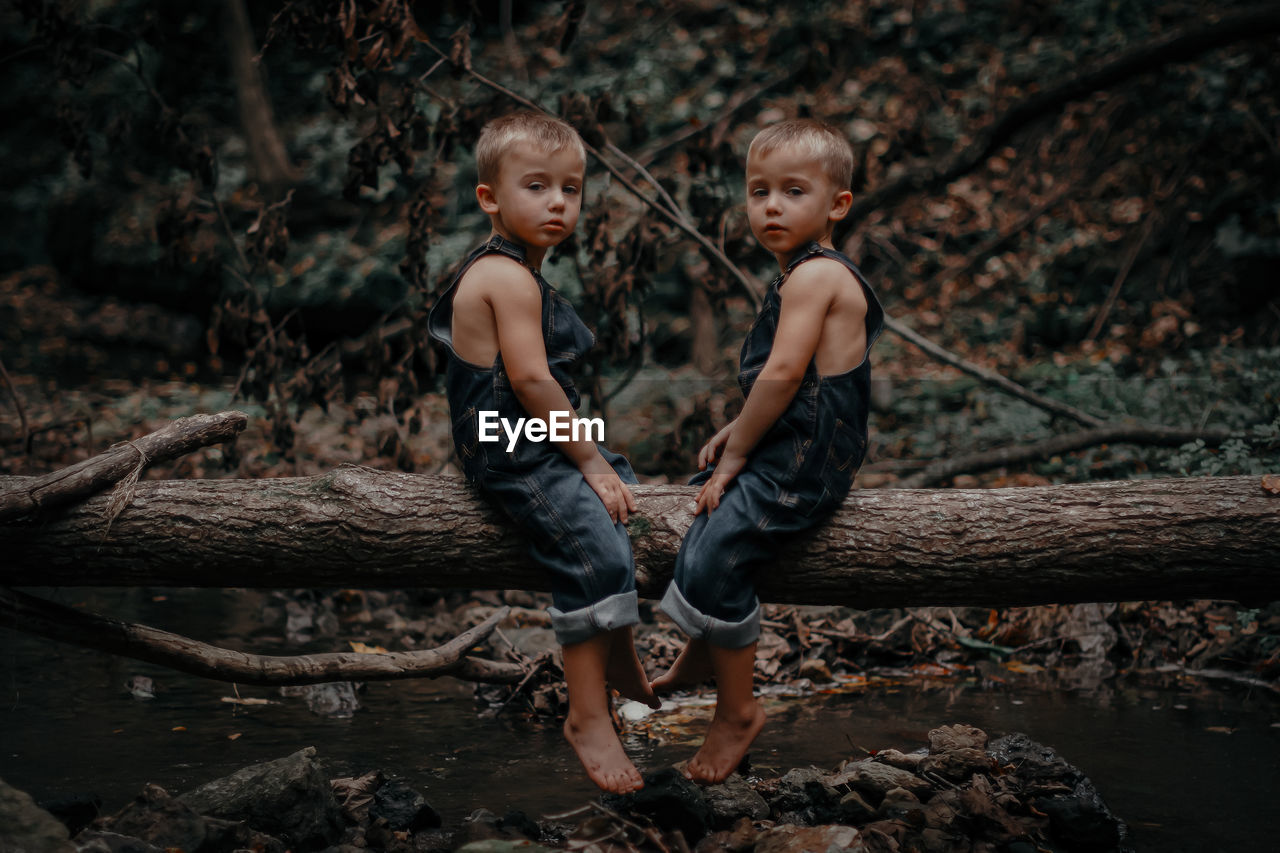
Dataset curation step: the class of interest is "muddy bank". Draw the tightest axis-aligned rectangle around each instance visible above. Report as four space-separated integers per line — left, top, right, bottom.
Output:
3 723 1131 853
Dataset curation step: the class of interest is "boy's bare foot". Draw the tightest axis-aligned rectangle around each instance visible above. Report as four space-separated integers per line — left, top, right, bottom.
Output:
606 635 661 709
564 713 644 794
651 638 714 694
686 701 766 784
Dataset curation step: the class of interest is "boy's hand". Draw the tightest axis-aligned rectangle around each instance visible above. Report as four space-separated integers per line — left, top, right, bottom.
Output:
694 452 747 515
580 455 638 524
697 419 738 471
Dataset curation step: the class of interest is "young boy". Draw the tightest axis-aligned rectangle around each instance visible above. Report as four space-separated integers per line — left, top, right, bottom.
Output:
427 111 658 794
652 119 885 783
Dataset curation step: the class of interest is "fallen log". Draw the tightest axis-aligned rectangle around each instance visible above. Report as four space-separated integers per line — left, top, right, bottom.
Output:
3 467 1277 607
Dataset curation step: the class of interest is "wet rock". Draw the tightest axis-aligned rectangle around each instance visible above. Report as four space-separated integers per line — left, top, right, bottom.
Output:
457 808 503 844
125 675 155 700
875 787 924 824
918 826 971 853
753 823 863 853
1036 780 1129 851
0 777 77 853
369 779 441 832
39 792 101 837
203 816 287 853
927 724 988 753
829 760 932 803
71 830 162 852
179 746 344 851
919 747 993 781
702 774 769 828
280 682 362 717
498 809 541 840
602 767 712 843
834 790 876 824
768 767 840 817
110 783 207 851
989 732 1131 849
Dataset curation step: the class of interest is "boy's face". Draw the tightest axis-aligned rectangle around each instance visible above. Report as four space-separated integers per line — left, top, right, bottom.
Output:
745 147 851 263
477 143 584 256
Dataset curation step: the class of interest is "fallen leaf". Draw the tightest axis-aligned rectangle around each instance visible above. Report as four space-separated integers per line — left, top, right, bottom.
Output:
1262 474 1280 495
349 641 388 654
1205 726 1236 734
227 733 241 740
172 726 187 732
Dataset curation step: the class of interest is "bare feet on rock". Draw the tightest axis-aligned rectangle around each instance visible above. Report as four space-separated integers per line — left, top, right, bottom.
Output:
686 701 766 784
564 713 644 794
650 638 714 694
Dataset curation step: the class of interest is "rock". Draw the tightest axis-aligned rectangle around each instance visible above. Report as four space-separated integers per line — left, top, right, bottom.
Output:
179 747 344 851
989 732 1131 850
702 774 769 828
602 767 712 843
797 658 832 682
369 779 440 832
71 830 162 852
1036 781 1128 851
829 760 932 803
202 816 286 853
768 767 841 817
919 747 993 781
498 809 541 841
753 823 863 853
919 826 971 853
457 808 503 845
927 724 988 753
875 786 924 823
109 784 208 851
0 776 77 853
38 792 101 837
834 790 876 825
279 682 362 717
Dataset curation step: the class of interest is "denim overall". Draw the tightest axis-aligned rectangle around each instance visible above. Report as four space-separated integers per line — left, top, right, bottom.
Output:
427 235 640 645
660 242 885 647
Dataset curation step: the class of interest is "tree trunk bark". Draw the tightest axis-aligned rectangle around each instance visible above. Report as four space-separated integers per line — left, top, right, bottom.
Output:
224 0 299 192
2 468 1276 607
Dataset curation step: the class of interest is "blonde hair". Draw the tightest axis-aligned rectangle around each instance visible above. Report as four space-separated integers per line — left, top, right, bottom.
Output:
475 110 586 184
748 119 854 189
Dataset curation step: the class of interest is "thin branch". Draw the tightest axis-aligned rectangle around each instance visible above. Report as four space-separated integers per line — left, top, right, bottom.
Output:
1086 216 1157 342
886 316 1107 428
0 589 525 685
0 357 30 458
895 423 1241 488
605 141 688 226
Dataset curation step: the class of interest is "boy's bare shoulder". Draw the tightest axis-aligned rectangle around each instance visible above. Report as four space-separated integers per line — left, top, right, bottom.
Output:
784 256 859 293
458 253 541 300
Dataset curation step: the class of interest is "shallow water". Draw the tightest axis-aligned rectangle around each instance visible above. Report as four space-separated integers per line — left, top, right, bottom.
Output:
2 589 1278 852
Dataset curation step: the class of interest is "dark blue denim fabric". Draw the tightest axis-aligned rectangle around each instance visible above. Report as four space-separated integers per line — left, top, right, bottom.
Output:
660 242 885 647
427 235 639 645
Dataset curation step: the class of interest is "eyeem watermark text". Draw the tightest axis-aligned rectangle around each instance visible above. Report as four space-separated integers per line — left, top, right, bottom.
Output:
478 411 604 452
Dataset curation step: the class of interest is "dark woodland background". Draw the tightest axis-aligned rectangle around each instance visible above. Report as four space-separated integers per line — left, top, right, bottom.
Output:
2 0 1277 488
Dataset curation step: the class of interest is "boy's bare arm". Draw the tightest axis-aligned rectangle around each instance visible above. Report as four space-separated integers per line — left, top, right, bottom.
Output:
695 263 837 513
722 264 837 459
486 260 636 520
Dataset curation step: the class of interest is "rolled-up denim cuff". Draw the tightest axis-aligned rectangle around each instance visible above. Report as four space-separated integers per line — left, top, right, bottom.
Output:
658 583 761 648
549 590 640 645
